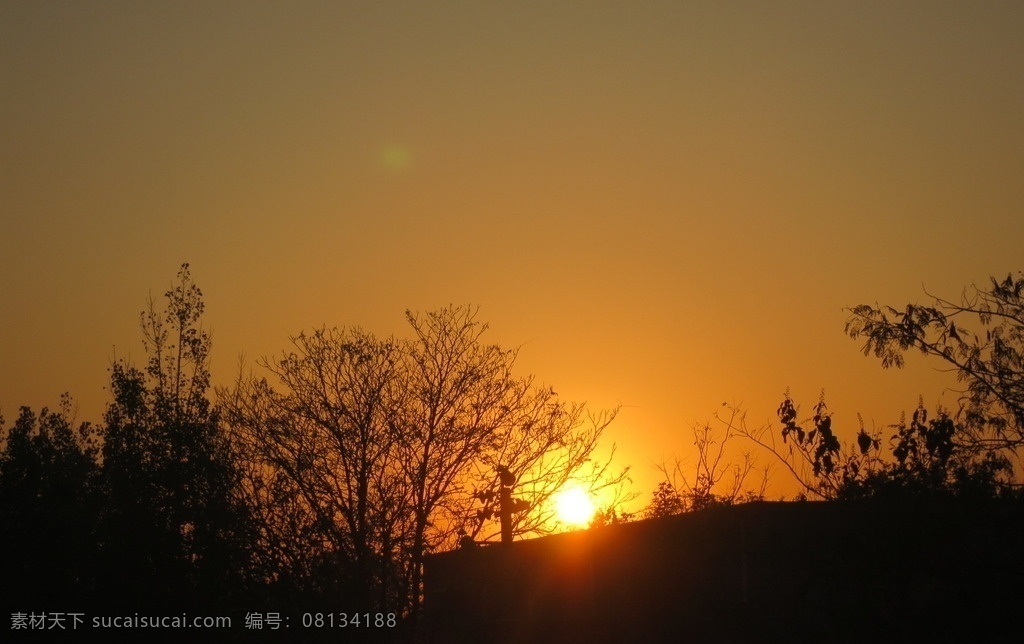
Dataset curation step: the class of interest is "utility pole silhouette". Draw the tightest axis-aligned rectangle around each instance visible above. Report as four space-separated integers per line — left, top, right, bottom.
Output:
496 465 530 544
497 465 516 544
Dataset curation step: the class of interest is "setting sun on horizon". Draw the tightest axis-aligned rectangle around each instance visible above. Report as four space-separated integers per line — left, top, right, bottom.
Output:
554 485 598 527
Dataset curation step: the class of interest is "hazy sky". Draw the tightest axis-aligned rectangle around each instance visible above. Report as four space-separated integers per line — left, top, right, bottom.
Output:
3 2 1023 502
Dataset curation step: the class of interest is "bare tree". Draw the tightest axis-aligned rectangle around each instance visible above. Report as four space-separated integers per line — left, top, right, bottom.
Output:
650 405 768 515
221 305 625 618
461 398 623 540
391 307 626 615
221 327 409 610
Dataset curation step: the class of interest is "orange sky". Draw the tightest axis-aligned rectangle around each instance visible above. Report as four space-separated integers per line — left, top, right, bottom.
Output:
3 2 1023 505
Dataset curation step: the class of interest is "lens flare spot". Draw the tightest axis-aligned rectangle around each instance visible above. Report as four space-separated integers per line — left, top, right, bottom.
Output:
380 145 412 171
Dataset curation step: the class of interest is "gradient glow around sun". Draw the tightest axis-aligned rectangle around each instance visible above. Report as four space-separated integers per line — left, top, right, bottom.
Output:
554 485 597 527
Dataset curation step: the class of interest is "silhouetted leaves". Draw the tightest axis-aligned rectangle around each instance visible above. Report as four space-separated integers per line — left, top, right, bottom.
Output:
846 272 1024 451
98 264 252 611
0 397 101 606
644 481 687 519
766 392 1014 502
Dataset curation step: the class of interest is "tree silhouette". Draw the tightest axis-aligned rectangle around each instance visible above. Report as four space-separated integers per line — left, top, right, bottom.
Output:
739 391 1014 501
839 401 1013 500
846 272 1024 453
0 396 101 607
643 481 687 518
99 264 251 610
222 326 409 612
221 305 624 621
648 407 768 515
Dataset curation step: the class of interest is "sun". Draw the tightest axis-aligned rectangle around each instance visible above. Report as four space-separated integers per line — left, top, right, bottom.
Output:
554 485 597 527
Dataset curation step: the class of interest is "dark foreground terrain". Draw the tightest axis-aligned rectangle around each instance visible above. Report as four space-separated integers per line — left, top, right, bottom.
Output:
425 500 1024 643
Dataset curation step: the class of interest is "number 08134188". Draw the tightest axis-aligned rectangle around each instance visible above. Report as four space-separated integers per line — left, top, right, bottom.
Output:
301 612 397 628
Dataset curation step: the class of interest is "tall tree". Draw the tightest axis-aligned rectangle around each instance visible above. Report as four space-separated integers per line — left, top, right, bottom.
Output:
99 264 249 609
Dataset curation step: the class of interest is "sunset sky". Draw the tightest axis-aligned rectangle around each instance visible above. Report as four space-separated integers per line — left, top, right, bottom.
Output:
3 2 1023 503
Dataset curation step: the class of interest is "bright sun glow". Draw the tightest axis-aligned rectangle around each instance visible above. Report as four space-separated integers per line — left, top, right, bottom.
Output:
554 485 597 527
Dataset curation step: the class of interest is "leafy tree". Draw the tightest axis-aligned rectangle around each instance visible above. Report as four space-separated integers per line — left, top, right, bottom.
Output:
643 481 687 519
735 390 887 499
839 402 1013 501
846 272 1024 453
589 496 637 528
99 264 251 609
0 397 101 607
771 393 861 499
741 391 1013 501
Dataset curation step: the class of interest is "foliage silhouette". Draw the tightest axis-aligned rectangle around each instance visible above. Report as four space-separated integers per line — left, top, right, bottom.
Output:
839 401 1014 501
740 391 1014 501
846 272 1024 452
0 396 102 607
643 481 687 519
99 263 252 610
1 270 624 638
